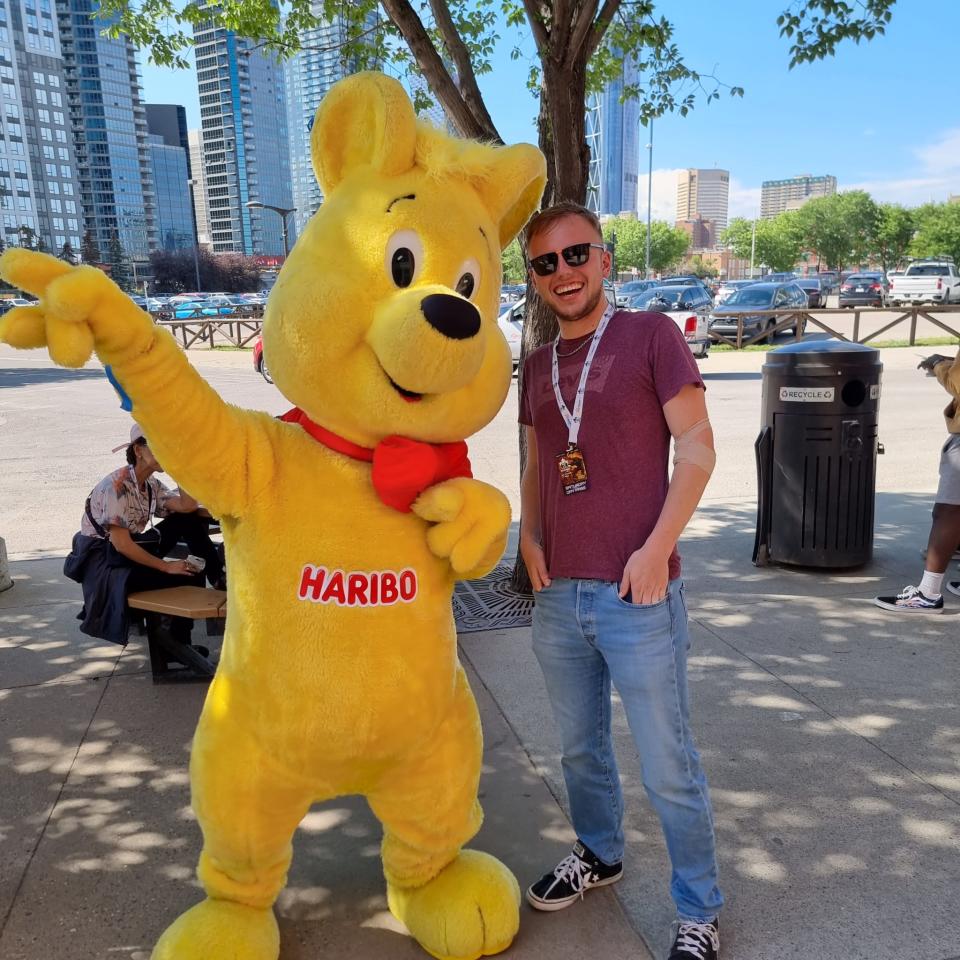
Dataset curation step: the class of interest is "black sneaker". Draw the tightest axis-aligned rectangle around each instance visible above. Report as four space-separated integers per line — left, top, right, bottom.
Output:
668 919 720 960
873 585 943 614
947 581 960 597
526 840 622 911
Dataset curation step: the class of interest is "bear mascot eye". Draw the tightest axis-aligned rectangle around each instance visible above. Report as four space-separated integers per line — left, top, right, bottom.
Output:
455 258 481 300
385 229 424 288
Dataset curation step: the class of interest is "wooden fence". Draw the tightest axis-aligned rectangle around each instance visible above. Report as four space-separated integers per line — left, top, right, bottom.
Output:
708 305 960 349
155 316 264 349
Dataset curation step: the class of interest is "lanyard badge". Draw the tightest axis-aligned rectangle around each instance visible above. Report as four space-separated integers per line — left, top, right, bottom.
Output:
551 304 615 496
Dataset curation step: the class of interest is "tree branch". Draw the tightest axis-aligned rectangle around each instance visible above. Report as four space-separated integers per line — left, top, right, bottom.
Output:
241 19 385 56
427 0 500 139
563 0 600 70
582 0 620 62
378 0 499 141
521 0 551 60
551 0 575 56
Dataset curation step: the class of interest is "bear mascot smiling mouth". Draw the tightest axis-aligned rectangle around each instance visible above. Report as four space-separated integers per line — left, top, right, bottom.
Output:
0 71 545 960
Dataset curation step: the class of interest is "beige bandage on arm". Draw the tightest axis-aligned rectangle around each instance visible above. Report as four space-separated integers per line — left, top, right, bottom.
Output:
672 417 716 476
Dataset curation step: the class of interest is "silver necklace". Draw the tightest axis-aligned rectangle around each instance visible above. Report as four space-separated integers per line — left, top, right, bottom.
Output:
555 333 595 358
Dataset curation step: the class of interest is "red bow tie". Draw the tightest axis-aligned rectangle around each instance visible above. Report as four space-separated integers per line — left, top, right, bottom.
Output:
280 408 472 513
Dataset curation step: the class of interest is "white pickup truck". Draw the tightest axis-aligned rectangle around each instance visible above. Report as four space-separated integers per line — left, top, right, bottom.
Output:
888 259 960 306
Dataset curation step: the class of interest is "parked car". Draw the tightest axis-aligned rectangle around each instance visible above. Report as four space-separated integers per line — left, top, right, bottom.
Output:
715 280 754 304
497 301 522 368
709 281 807 341
0 297 33 314
795 277 827 308
615 279 656 306
172 299 235 319
252 335 272 383
839 273 887 308
815 271 839 293
628 284 712 359
888 259 960 306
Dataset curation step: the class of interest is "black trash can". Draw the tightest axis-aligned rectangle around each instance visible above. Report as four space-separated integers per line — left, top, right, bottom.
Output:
753 341 883 568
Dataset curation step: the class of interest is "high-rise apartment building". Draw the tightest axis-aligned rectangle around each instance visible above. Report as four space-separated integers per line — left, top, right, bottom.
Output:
0 0 82 255
57 0 156 259
676 169 729 233
586 56 640 216
194 20 292 255
760 174 836 218
284 7 379 238
187 128 211 247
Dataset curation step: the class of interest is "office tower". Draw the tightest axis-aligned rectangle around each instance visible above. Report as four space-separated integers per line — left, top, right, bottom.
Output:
0 0 82 256
57 0 156 259
586 56 640 216
188 128 211 246
145 104 189 155
284 6 379 238
760 174 836 218
194 19 292 255
676 169 729 233
146 106 194 252
675 216 716 250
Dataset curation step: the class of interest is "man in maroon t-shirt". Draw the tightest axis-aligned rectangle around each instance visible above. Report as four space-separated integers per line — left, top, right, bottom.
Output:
519 203 724 960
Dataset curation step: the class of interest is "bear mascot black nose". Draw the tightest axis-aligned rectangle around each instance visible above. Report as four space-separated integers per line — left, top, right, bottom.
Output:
420 294 481 340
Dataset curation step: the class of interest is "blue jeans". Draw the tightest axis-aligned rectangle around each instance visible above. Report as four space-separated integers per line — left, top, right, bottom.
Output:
532 577 723 922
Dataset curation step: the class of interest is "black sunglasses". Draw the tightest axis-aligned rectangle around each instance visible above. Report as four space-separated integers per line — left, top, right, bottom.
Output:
528 242 606 277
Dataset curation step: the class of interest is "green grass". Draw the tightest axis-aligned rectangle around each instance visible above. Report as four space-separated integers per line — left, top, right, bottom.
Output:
713 336 959 353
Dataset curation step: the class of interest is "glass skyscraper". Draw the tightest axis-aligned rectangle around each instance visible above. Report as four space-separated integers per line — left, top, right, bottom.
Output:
146 105 195 251
194 20 292 255
148 134 192 250
586 57 640 216
284 6 379 238
56 0 156 259
0 0 81 254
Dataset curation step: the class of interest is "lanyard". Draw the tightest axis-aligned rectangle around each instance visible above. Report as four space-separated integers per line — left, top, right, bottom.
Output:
551 304 616 447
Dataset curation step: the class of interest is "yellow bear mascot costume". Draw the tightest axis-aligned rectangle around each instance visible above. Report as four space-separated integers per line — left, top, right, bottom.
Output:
0 73 545 960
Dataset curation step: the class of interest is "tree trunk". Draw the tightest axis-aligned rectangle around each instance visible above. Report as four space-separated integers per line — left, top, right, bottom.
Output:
510 58 591 595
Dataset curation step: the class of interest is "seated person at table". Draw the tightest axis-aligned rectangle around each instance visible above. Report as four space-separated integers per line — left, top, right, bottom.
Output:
64 422 225 645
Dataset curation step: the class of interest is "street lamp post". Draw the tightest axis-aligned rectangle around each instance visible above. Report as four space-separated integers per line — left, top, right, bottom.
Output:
186 179 203 293
645 117 654 279
245 201 296 259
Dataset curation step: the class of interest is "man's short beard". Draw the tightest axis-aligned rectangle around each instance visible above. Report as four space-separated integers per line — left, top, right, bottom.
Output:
556 286 603 324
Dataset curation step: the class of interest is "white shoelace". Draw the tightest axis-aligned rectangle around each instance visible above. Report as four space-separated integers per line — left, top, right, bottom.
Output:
674 921 720 958
552 850 593 894
898 585 921 599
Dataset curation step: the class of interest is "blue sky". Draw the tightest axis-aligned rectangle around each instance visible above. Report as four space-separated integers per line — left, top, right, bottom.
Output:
141 0 960 220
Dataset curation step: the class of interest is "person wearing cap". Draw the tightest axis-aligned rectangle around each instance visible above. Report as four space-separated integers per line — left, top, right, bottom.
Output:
63 422 225 644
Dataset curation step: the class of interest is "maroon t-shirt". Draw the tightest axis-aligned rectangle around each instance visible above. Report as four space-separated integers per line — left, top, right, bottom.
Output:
519 310 705 582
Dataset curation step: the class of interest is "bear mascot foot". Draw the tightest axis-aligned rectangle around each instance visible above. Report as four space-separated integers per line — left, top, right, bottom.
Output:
151 898 279 960
387 850 520 960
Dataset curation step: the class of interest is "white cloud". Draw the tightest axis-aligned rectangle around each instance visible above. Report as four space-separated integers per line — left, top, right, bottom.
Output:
633 130 960 227
635 167 683 222
914 128 960 176
728 178 761 221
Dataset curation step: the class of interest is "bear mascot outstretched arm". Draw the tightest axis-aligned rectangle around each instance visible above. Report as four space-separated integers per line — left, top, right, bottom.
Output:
0 72 545 960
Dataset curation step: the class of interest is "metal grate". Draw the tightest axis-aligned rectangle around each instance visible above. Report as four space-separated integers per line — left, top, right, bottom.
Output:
453 564 534 634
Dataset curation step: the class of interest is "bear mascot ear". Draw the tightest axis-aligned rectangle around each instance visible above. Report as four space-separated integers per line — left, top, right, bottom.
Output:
474 144 547 249
312 71 418 194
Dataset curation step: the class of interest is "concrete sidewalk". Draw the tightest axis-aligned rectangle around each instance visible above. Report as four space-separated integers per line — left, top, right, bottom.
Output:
3 492 960 959
0 556 646 960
